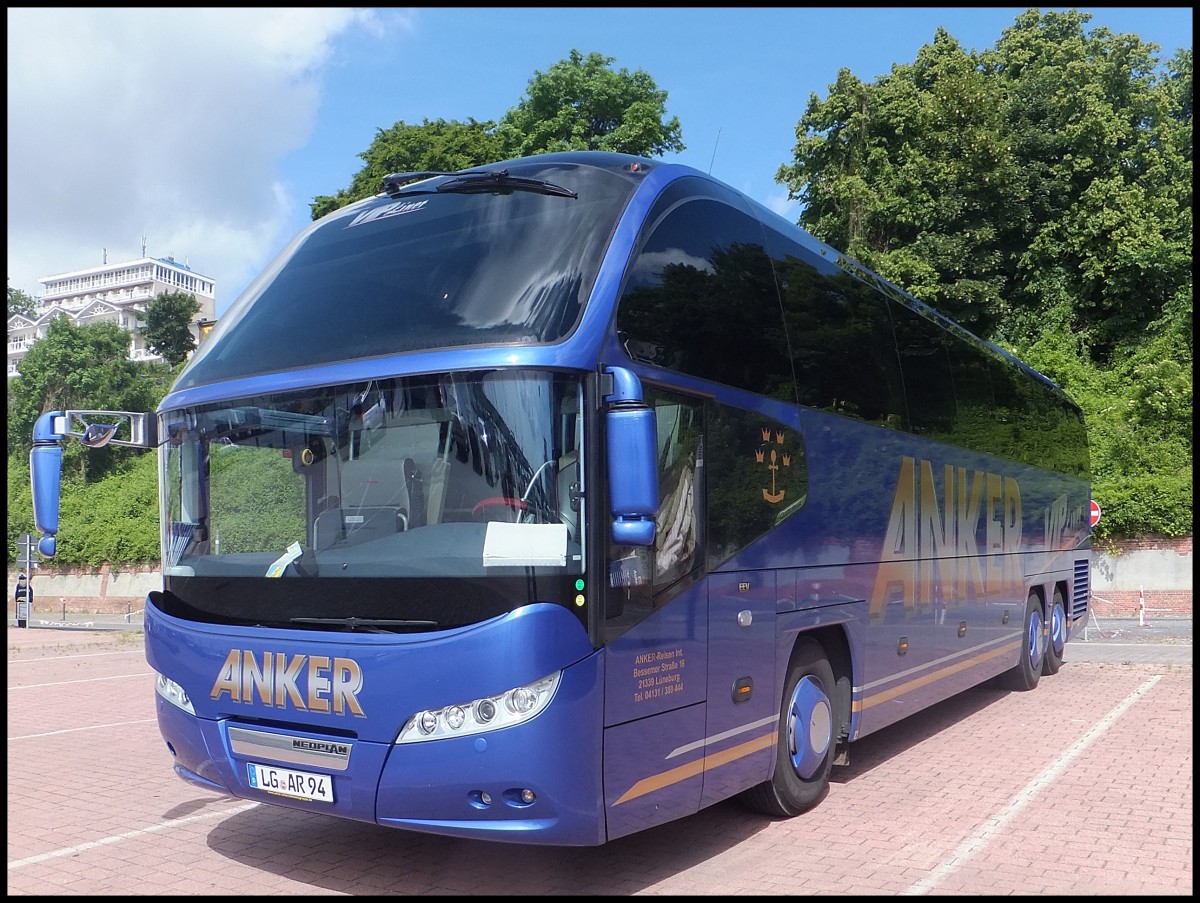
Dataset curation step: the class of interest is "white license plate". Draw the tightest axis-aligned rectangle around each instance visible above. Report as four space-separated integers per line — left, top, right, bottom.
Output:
246 762 334 803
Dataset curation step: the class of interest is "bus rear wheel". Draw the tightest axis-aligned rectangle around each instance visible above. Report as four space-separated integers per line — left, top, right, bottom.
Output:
740 638 835 818
1002 591 1045 691
1044 589 1067 675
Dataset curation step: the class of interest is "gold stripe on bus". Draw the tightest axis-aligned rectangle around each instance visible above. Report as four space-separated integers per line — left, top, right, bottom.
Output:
613 732 776 806
852 640 1021 714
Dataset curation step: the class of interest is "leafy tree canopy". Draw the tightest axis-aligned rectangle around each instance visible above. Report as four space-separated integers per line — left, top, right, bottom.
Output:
140 289 202 367
310 49 683 219
777 9 1191 539
8 281 37 322
311 118 504 219
7 316 166 479
495 49 685 158
778 10 1192 362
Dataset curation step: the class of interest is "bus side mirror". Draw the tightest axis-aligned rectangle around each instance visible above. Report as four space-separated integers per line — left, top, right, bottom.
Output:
28 409 157 560
30 411 65 559
604 367 657 546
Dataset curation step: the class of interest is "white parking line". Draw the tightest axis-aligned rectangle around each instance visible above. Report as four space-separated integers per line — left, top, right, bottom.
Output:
901 674 1164 895
8 649 145 664
9 672 153 690
7 802 261 871
10 718 158 741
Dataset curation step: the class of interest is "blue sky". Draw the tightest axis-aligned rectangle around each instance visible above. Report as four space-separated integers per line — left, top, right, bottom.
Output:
7 7 1192 317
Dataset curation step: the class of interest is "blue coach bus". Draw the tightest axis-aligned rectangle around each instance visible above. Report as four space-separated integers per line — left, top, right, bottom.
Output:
30 151 1091 846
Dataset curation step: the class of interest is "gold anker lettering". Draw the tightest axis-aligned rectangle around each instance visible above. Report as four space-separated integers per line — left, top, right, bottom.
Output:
870 456 1024 619
332 659 365 716
244 650 273 704
307 655 331 713
275 652 305 709
209 650 366 716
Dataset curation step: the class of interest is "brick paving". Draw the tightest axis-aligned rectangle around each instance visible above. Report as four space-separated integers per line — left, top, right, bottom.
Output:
7 624 1192 895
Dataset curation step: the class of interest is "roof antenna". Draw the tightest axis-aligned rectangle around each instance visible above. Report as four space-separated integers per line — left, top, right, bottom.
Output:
708 128 722 174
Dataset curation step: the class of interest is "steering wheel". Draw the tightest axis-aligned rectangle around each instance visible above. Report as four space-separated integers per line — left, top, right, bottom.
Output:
471 497 529 516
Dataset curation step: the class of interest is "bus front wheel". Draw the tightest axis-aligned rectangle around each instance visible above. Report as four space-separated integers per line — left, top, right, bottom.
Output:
1002 591 1045 691
1044 589 1067 675
740 639 835 818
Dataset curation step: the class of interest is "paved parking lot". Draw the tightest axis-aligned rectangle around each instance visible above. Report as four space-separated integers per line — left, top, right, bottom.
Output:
7 623 1192 896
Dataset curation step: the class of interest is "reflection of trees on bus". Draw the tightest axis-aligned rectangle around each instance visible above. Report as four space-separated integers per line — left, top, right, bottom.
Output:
618 212 1087 483
619 241 795 405
705 404 809 569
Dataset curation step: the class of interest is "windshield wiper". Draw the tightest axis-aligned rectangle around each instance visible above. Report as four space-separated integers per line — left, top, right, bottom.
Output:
382 168 577 200
289 616 439 633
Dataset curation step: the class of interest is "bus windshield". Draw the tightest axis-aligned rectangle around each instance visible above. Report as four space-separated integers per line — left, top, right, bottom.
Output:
173 157 642 389
159 370 584 631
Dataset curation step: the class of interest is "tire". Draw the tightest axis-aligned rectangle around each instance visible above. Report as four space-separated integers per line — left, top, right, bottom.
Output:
1002 591 1045 691
1044 589 1067 675
740 639 836 817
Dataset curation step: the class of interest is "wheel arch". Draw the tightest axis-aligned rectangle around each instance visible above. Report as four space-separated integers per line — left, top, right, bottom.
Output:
1027 581 1047 611
782 625 853 747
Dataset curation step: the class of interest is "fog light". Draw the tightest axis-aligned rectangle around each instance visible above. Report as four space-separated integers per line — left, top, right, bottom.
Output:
475 699 496 723
520 789 536 804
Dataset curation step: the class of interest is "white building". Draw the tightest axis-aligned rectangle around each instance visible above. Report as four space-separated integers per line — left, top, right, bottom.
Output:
7 255 217 378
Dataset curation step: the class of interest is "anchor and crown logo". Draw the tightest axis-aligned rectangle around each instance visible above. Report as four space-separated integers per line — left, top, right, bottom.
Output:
755 428 791 503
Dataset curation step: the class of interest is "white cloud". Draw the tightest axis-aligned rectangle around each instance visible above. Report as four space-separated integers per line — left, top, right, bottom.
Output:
5 8 391 306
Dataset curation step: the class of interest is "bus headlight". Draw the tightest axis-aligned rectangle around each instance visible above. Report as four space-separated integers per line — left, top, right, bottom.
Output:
154 670 195 715
397 672 561 744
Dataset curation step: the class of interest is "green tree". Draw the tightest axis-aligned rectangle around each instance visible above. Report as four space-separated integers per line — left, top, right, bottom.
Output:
309 50 684 220
7 317 163 476
140 290 201 367
311 118 504 219
495 49 685 158
54 451 161 565
8 281 37 326
983 12 1192 362
779 30 1013 337
776 9 1191 538
7 454 36 565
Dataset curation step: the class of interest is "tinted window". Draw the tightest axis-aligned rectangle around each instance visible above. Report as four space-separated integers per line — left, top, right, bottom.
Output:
706 402 808 569
989 354 1089 478
617 181 795 402
888 301 957 436
764 228 906 429
944 338 997 456
176 160 640 389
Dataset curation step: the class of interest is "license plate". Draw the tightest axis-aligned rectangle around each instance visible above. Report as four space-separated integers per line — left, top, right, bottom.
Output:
246 762 334 803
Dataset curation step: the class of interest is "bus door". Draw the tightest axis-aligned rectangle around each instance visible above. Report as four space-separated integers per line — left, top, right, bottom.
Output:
700 570 777 808
601 388 708 841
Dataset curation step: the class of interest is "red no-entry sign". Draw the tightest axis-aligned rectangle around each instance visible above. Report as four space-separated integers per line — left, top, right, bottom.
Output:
1089 499 1102 528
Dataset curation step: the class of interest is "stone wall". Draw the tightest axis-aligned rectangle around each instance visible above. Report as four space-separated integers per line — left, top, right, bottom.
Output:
1090 535 1193 619
7 563 160 616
